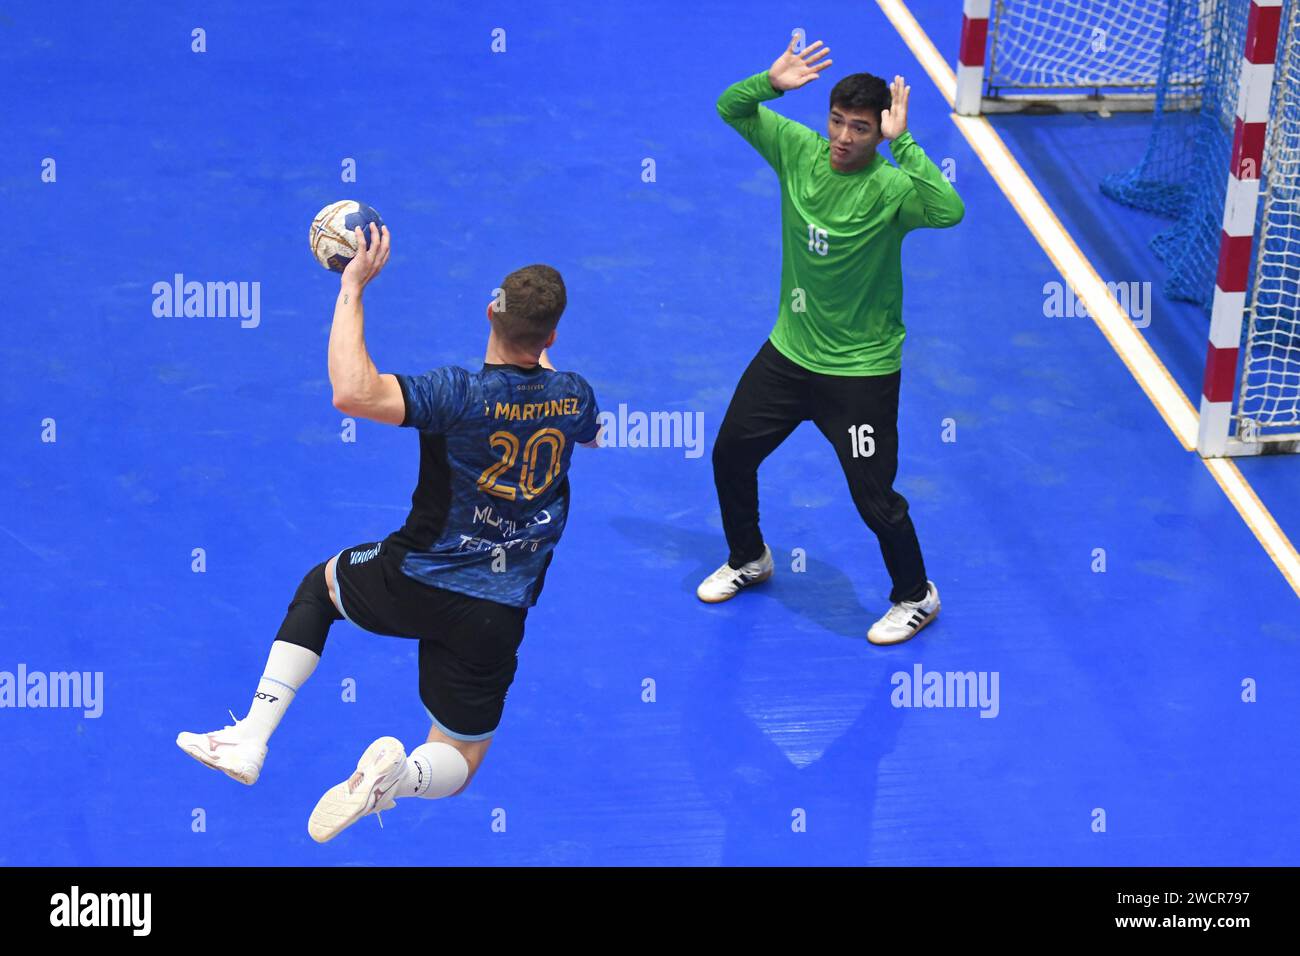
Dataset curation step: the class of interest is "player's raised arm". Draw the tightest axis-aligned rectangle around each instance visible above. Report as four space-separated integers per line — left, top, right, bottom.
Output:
716 37 831 173
882 75 965 231
329 223 406 425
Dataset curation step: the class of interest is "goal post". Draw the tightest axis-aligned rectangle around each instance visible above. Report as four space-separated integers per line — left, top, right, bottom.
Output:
956 0 991 117
1200 0 1297 456
956 0 1300 457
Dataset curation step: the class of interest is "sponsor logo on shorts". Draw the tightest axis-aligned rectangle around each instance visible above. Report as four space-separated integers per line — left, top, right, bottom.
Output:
349 544 381 565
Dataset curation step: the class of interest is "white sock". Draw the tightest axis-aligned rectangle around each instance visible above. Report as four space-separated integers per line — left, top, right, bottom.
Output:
396 742 470 799
239 641 320 745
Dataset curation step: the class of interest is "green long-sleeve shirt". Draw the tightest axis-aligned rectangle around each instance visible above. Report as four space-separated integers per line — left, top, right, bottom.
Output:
717 71 965 375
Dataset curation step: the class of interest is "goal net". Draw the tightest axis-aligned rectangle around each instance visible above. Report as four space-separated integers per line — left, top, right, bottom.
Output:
1240 14 1300 443
960 0 1300 453
981 0 1181 107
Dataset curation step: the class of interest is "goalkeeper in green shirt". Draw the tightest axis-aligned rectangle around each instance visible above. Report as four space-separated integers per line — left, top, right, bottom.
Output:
696 37 965 645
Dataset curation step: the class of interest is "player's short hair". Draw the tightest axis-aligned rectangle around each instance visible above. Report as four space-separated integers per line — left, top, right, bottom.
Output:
493 264 567 350
830 73 891 128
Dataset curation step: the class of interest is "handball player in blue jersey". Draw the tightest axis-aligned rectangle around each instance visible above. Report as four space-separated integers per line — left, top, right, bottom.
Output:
176 223 600 843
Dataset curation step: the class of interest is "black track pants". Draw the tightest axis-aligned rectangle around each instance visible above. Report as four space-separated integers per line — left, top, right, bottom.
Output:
711 339 928 604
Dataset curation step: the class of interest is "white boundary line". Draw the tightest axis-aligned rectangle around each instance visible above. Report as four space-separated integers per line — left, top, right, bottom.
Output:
875 0 1300 597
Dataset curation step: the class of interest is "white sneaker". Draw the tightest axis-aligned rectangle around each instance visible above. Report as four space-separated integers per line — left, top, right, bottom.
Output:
308 736 407 844
176 711 268 786
696 545 774 603
867 581 940 645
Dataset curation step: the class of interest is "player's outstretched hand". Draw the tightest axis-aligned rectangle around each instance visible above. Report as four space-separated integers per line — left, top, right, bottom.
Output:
341 223 391 292
768 36 832 92
881 75 909 140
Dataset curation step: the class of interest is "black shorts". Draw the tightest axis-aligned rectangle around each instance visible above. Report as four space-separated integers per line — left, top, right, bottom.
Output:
332 540 527 741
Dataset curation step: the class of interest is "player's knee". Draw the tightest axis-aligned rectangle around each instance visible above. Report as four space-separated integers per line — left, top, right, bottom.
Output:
455 750 489 795
711 436 729 468
292 561 343 622
323 556 341 606
712 430 746 470
451 770 476 797
426 729 488 770
858 495 910 532
274 561 342 656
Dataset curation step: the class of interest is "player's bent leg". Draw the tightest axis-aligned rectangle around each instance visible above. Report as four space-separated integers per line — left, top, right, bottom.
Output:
834 454 928 603
409 594 519 795
701 403 787 602
408 697 497 798
304 727 486 844
702 342 809 602
835 484 939 645
413 726 489 798
304 584 523 841
308 735 408 844
280 559 343 654
711 343 808 568
304 713 492 843
818 432 938 643
811 371 928 598
177 558 338 784
810 371 938 644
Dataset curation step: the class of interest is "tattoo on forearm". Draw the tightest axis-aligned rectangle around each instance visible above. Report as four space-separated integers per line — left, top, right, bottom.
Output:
343 293 349 304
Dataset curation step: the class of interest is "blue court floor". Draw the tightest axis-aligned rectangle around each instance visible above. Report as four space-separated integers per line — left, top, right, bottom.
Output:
2 1 1297 865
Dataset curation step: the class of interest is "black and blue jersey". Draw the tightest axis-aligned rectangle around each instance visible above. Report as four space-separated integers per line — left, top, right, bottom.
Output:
385 362 599 607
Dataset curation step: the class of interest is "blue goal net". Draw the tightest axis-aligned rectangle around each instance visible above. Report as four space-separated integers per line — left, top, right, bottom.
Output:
1099 0 1256 309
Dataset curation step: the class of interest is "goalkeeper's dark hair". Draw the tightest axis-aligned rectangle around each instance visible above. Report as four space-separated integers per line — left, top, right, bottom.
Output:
830 73 892 127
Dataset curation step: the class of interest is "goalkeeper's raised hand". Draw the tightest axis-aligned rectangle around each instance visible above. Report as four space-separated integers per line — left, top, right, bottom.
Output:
768 36 833 92
880 75 910 140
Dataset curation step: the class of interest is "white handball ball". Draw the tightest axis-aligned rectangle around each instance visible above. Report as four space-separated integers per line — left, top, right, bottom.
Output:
308 200 385 272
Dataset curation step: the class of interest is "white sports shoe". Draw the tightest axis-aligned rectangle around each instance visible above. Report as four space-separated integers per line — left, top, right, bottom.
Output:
696 545 775 603
867 581 941 646
308 736 407 844
176 710 268 786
